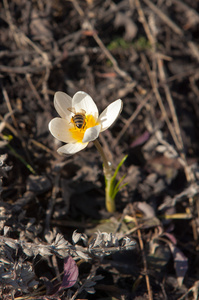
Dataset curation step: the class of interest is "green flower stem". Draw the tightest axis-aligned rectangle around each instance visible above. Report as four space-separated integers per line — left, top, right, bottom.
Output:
93 139 115 213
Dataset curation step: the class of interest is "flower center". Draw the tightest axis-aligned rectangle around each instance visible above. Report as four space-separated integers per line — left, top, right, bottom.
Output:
69 114 99 143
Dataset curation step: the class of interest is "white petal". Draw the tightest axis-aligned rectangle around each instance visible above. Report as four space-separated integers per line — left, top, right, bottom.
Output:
98 99 123 132
72 91 98 117
57 143 88 156
49 118 75 143
54 92 72 120
82 125 101 143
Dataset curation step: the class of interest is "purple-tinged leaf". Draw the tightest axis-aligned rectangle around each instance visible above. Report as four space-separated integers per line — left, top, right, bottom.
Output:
164 232 177 245
58 256 78 292
130 131 150 148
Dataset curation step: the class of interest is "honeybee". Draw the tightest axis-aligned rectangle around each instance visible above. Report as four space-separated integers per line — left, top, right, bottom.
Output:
67 107 86 129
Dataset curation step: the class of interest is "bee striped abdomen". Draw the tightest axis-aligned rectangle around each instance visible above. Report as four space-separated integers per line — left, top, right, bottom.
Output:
72 114 85 129
68 107 86 129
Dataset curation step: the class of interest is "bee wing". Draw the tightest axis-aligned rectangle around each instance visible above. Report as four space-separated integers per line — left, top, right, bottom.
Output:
67 107 76 114
79 109 86 115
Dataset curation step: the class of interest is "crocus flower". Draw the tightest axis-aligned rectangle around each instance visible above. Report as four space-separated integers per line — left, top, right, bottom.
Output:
49 91 123 156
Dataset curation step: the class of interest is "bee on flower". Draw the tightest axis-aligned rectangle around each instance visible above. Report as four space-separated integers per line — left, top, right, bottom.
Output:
49 91 123 156
49 91 122 155
49 91 125 212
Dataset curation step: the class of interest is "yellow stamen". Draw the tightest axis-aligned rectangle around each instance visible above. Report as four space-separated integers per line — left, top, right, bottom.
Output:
69 114 99 143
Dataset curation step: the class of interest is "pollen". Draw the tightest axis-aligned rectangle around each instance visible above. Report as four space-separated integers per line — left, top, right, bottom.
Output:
69 114 99 143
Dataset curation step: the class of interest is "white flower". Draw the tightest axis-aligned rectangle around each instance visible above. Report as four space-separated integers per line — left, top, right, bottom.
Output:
49 91 123 156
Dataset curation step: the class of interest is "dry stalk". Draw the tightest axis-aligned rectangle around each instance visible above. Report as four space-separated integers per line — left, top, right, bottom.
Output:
168 68 199 83
143 0 199 61
0 115 19 137
156 58 199 242
134 214 153 300
2 87 18 130
29 138 58 158
141 53 181 148
91 30 132 81
157 58 195 182
142 0 183 36
112 90 153 148
3 0 51 103
135 0 156 46
71 0 132 82
45 172 61 233
1 89 33 165
26 74 47 110
142 53 198 242
3 0 50 64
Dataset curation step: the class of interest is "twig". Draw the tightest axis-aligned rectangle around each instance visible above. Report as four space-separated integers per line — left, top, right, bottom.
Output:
140 53 181 149
29 139 59 158
135 0 156 46
71 0 132 82
134 214 153 300
171 0 199 28
0 87 33 165
167 68 199 83
91 29 132 81
143 0 199 62
52 255 62 283
3 0 52 104
149 56 198 243
26 74 47 110
142 0 183 36
157 60 183 149
157 58 195 182
187 41 199 62
2 87 18 129
45 173 60 233
0 64 47 74
189 76 199 105
112 90 153 148
3 0 50 64
0 115 19 137
42 67 51 102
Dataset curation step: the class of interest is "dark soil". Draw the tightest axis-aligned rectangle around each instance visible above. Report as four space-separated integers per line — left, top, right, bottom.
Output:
0 0 199 299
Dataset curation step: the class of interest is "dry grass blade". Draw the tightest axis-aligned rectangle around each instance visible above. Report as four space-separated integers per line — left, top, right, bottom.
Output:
141 53 181 148
134 214 153 300
113 90 152 148
143 0 183 36
135 0 156 46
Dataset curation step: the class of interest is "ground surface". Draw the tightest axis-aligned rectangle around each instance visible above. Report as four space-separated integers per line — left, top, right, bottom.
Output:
0 0 199 299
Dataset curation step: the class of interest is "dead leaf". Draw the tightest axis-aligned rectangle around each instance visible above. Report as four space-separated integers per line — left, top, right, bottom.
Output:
57 256 79 291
